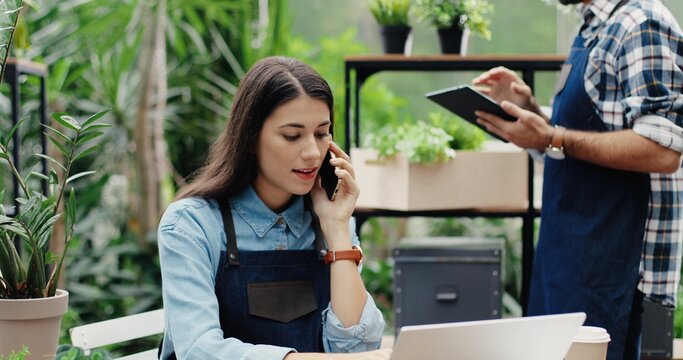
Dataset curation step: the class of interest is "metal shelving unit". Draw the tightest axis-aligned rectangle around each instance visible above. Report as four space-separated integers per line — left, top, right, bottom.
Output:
344 54 564 313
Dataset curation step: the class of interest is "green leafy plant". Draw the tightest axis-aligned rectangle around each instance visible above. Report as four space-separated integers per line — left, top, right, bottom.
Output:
414 0 494 39
426 111 486 151
369 0 412 26
365 121 456 163
0 110 109 299
0 346 29 360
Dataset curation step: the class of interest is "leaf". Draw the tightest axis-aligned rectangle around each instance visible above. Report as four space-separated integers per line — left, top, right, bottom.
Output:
34 153 67 172
27 171 49 182
82 109 110 127
1 116 29 147
52 113 81 131
49 169 59 187
73 144 100 162
47 134 69 156
65 190 75 235
80 123 112 135
41 124 73 144
65 171 96 185
75 130 103 145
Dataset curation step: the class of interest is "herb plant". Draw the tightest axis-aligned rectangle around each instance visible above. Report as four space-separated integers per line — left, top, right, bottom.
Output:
414 0 494 39
369 0 412 26
427 111 486 151
365 121 456 163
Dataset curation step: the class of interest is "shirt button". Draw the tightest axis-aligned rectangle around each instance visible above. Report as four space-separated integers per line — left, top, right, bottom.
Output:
276 216 285 225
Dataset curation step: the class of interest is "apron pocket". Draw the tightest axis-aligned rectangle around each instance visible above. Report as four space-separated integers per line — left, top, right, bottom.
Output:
247 280 319 323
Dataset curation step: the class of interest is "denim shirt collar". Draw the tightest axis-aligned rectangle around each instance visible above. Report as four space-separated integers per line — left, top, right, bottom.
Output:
229 185 308 238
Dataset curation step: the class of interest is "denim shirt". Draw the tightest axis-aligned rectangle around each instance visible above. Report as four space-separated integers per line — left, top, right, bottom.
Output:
158 186 385 360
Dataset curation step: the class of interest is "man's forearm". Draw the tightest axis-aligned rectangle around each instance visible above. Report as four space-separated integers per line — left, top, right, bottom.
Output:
563 129 682 173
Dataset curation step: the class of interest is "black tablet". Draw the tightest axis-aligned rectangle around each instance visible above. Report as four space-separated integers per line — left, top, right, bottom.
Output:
426 85 516 142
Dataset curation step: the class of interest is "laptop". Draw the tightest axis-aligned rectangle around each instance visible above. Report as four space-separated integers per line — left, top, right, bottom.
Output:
390 312 586 360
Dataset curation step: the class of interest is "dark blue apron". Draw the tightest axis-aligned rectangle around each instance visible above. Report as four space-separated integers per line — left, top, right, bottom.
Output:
527 3 650 359
162 197 331 359
214 197 331 352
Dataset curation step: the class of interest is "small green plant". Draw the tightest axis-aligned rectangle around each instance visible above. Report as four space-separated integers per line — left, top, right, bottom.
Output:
426 111 486 151
0 110 109 299
414 0 493 39
0 346 29 360
369 0 412 26
365 121 455 163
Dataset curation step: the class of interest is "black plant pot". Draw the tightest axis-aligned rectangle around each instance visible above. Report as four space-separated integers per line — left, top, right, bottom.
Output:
437 26 469 55
380 25 412 54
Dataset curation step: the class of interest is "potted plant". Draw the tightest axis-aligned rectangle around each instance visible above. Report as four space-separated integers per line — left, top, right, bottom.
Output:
414 0 493 54
0 111 109 359
369 0 413 54
352 115 528 211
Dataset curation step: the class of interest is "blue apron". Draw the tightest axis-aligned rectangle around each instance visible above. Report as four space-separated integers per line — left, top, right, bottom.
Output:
527 4 650 360
163 197 331 359
214 197 331 352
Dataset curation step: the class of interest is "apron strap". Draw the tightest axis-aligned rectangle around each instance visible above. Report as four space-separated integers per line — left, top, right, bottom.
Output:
304 195 328 260
219 195 328 267
218 197 240 266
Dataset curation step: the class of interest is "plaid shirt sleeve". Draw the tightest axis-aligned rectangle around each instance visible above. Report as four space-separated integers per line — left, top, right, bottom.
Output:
614 4 683 307
584 0 683 307
616 10 683 150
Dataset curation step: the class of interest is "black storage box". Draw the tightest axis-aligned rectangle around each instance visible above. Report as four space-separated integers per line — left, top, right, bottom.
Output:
392 237 503 333
641 297 674 359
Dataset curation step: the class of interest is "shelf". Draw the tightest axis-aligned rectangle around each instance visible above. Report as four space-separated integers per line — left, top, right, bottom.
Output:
344 54 565 314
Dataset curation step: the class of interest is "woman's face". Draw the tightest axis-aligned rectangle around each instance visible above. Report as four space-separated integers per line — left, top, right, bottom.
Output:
253 95 331 210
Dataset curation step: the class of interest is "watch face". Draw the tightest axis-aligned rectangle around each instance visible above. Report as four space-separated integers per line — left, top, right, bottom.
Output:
546 147 565 160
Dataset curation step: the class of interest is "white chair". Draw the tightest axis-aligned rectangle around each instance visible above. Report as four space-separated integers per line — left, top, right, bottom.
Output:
69 309 165 360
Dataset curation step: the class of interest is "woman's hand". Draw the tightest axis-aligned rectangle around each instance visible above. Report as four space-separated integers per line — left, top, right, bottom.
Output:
284 348 392 360
347 349 392 359
311 140 359 230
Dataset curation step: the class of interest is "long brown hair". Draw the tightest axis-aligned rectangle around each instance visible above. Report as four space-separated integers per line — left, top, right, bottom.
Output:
175 56 334 201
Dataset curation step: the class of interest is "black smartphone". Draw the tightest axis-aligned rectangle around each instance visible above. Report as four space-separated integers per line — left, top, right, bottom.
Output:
319 150 341 201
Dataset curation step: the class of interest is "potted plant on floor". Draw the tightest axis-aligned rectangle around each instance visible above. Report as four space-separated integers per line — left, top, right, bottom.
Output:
0 110 109 359
414 0 493 54
369 0 413 55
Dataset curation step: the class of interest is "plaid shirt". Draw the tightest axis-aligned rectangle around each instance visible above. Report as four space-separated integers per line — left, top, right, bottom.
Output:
578 0 683 307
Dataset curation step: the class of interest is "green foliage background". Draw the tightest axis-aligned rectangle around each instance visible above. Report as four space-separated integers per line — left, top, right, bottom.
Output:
2 0 683 354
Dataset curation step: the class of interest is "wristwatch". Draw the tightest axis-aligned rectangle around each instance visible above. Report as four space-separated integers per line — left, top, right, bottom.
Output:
323 246 363 265
546 125 567 160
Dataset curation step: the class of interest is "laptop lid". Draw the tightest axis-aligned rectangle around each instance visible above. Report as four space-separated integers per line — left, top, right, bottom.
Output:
390 312 586 360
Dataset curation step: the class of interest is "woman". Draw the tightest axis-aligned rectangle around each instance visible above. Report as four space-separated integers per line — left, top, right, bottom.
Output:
158 56 390 360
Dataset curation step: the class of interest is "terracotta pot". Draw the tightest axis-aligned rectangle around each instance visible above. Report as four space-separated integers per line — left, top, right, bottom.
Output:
0 289 69 359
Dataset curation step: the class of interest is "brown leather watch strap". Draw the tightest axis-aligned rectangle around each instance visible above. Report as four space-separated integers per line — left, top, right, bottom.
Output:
324 246 363 265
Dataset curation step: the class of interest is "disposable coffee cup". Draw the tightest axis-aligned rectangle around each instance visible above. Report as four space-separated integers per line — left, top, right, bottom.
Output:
564 326 610 360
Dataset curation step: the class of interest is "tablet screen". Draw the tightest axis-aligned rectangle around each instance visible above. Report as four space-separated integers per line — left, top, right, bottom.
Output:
426 85 516 142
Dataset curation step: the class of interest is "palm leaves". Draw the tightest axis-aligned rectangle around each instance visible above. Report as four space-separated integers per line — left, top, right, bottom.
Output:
0 0 22 83
0 110 109 298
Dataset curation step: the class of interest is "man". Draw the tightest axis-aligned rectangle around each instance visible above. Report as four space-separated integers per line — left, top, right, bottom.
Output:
472 0 683 359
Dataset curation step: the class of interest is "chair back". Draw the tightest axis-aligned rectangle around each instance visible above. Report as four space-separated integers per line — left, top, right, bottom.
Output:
69 309 164 360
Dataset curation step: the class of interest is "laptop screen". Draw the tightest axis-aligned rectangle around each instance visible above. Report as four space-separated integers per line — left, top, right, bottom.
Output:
390 312 586 360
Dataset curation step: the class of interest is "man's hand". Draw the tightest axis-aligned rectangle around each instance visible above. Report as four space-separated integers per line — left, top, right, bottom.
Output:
473 66 545 119
475 101 554 151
